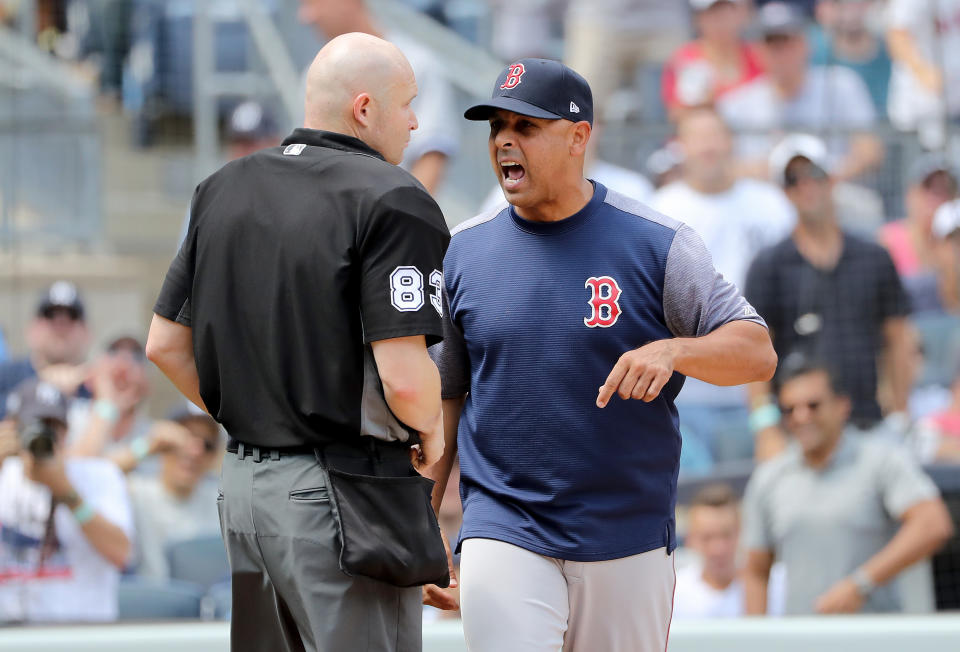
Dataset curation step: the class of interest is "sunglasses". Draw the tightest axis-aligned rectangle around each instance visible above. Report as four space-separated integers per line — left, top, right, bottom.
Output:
780 400 824 417
784 165 828 188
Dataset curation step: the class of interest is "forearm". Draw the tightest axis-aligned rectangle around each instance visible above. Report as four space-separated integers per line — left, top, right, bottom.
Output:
860 500 953 586
424 395 464 514
145 314 206 412
68 412 116 458
887 29 935 79
672 321 777 386
59 490 130 568
744 570 770 615
382 354 443 435
882 319 913 413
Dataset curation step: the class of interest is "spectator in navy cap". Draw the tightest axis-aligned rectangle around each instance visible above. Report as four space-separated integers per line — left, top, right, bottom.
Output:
0 281 91 420
226 100 280 159
0 378 134 622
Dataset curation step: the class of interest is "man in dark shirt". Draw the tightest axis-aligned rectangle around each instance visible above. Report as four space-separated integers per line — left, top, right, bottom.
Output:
745 134 912 459
146 33 451 651
0 282 91 419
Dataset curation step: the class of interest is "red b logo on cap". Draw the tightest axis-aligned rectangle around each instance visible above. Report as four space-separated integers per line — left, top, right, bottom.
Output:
500 63 526 90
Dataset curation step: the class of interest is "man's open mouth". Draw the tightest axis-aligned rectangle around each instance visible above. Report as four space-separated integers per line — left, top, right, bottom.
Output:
501 161 526 188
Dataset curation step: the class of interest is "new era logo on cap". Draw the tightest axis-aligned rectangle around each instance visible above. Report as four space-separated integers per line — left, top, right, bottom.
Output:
464 58 594 126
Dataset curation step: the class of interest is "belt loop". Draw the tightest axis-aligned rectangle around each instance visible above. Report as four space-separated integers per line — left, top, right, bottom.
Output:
237 442 245 459
271 449 280 461
252 446 262 463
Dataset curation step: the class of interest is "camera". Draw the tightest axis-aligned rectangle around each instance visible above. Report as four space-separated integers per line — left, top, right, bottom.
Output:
19 419 58 461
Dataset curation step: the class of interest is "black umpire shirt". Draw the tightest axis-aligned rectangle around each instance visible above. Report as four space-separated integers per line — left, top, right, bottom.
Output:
154 128 450 448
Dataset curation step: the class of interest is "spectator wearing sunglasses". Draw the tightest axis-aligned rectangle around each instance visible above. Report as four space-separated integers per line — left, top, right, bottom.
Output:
127 404 221 580
0 282 91 420
742 356 952 615
68 336 193 475
743 134 912 460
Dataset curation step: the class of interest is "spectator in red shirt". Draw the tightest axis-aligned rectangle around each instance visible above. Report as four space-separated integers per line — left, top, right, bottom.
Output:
662 0 763 121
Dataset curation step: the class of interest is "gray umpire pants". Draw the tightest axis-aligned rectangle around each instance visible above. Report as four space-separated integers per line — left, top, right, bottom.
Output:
218 442 422 652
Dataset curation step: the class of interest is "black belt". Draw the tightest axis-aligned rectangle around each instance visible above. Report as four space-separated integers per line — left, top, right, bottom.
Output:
225 437 412 462
226 439 316 461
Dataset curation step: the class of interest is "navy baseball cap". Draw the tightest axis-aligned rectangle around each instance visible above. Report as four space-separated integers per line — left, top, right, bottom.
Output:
6 378 69 427
36 280 85 320
464 58 593 126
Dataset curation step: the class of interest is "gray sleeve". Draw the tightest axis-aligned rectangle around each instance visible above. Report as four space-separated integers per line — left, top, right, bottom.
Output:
877 445 940 518
428 286 470 399
663 224 766 337
741 467 775 552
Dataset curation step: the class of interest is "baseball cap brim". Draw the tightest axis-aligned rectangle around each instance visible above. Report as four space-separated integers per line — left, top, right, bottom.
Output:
464 96 565 122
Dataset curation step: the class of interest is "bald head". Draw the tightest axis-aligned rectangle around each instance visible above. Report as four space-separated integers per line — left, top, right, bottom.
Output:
304 33 418 164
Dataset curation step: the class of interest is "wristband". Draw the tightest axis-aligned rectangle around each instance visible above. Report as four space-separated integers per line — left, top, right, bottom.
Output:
94 400 119 423
129 436 151 461
72 501 96 525
749 404 781 433
850 567 876 597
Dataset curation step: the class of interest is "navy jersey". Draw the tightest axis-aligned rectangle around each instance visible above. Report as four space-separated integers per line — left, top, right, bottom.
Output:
431 183 765 561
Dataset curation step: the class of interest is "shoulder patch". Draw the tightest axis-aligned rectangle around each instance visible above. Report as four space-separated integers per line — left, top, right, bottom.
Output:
450 205 507 238
604 189 682 232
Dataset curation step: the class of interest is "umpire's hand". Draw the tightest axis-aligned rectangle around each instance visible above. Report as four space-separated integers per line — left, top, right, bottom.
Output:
411 410 445 471
596 340 676 408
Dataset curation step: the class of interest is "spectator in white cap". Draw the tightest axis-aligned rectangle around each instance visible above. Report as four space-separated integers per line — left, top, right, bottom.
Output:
931 198 960 314
662 0 763 120
744 133 912 459
0 282 91 420
717 1 883 182
880 154 959 314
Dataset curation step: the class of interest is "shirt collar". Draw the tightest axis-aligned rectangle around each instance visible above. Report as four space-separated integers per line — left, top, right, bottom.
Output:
281 128 386 161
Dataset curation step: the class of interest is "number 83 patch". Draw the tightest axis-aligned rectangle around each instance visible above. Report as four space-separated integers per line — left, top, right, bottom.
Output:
390 266 443 316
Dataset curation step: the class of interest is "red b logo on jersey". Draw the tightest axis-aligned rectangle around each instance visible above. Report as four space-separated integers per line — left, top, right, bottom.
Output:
500 63 526 90
584 276 622 328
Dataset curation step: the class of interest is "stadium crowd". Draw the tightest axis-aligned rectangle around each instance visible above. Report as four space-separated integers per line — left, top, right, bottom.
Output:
2 0 960 628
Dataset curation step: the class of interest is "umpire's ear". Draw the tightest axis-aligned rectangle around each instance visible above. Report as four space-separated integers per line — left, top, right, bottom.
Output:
568 121 592 158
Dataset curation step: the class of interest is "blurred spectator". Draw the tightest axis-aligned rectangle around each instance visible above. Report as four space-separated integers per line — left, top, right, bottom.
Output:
662 0 763 120
913 354 960 462
127 405 220 580
225 99 280 160
744 135 911 459
674 484 785 618
85 0 133 101
887 0 960 149
931 198 960 314
564 0 690 122
646 142 686 189
68 336 190 474
755 0 817 15
879 154 959 314
0 328 7 363
809 0 891 117
487 0 565 61
479 126 654 213
0 282 91 420
742 358 953 614
652 108 794 467
717 2 883 182
0 379 133 622
297 0 458 195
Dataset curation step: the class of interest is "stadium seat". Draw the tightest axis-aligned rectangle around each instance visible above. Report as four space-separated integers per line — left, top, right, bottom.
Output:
117 577 205 620
165 535 230 591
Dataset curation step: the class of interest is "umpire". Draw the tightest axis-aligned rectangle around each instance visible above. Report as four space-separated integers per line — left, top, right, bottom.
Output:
146 33 452 651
